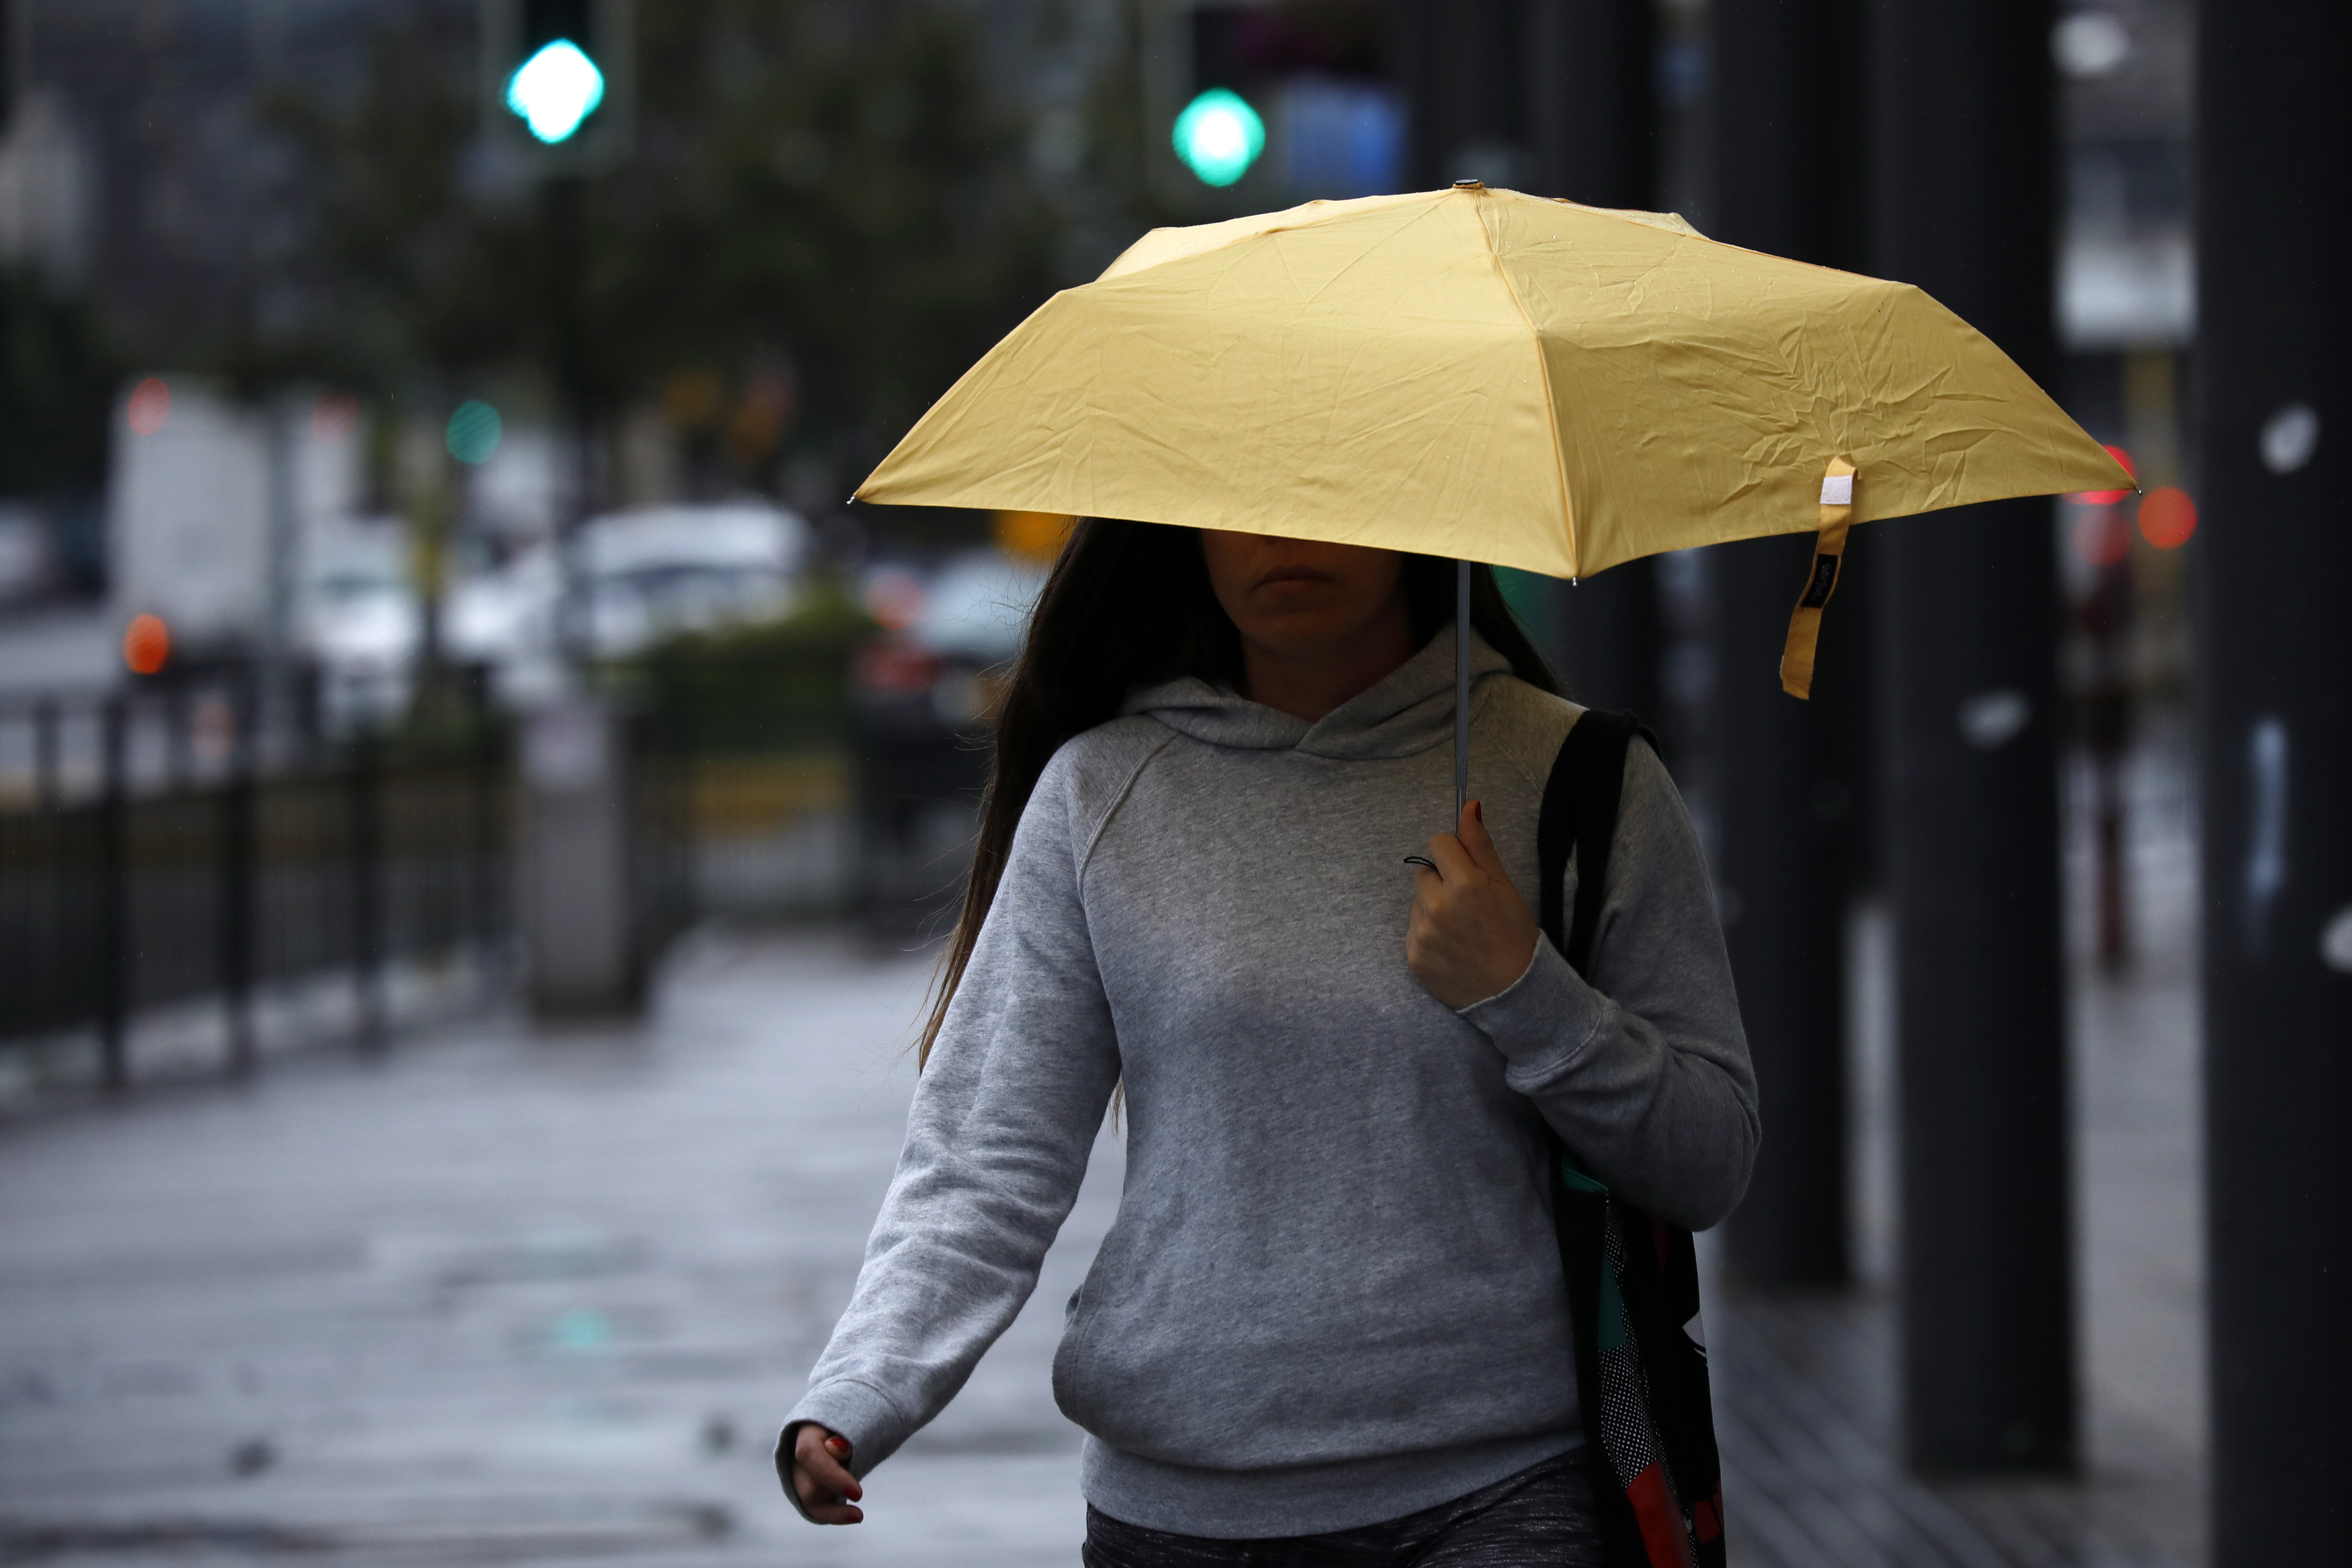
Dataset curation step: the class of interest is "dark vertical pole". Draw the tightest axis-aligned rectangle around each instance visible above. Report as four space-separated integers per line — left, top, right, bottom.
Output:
0 0 17 134
2079 554 2133 973
350 729 385 1048
1397 2 1660 718
96 697 130 1093
165 689 190 790
1397 0 1520 189
2195 3 2351 1558
1705 0 1864 1288
1520 0 1664 720
1402 0 1657 204
1521 0 1655 208
470 671 502 959
1871 0 2073 1472
34 700 65 1032
665 672 696 944
1554 572 1662 724
1708 529 1852 1286
546 175 597 669
33 698 59 811
221 674 257 1075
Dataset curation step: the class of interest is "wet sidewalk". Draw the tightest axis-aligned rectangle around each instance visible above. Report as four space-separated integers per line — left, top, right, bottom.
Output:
1711 741 2205 1568
1 758 2204 1568
0 931 1120 1566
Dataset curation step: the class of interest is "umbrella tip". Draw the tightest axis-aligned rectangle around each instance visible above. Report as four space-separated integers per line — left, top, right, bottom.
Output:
1452 178 1484 191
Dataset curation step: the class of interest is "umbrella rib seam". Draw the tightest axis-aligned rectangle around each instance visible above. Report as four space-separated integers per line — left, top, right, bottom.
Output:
1473 197 1577 576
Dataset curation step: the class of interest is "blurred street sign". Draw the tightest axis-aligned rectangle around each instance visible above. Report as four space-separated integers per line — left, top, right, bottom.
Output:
479 0 634 173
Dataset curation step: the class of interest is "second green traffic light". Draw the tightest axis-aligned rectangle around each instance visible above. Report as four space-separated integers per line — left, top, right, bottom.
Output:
1174 89 1264 187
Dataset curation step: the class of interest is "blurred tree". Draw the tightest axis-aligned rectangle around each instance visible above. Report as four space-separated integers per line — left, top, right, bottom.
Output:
258 0 1063 497
624 2 1061 475
635 580 876 754
1074 0 1186 258
249 15 503 397
0 263 118 497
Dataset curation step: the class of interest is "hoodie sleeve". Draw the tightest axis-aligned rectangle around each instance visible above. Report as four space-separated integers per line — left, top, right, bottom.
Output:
778 751 1123 1500
1458 739 1759 1231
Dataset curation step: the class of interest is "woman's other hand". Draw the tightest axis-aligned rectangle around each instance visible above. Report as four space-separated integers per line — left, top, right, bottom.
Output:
789 1424 865 1524
1408 800 1541 1010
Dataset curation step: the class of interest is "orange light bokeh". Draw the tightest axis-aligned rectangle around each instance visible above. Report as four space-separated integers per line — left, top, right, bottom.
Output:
2138 486 2197 549
993 510 1075 562
123 614 172 676
2072 443 2136 507
126 377 172 437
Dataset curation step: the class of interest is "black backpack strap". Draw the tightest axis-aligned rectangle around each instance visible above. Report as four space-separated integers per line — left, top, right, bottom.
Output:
1536 709 1658 977
1538 707 1725 1568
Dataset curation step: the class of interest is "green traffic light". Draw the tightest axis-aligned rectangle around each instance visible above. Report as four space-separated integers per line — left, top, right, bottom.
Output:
446 401 503 465
506 39 606 144
1173 89 1264 187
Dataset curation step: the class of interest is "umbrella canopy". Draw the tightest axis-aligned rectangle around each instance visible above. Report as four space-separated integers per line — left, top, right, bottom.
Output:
857 184 2128 580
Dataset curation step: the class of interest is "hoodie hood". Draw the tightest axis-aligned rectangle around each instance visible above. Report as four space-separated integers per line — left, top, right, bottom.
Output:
1120 624 1515 761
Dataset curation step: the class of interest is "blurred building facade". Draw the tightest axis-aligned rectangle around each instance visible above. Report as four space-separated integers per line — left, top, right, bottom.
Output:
0 0 432 333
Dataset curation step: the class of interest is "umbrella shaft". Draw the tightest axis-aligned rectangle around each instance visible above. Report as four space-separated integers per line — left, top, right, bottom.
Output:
1456 558 1471 820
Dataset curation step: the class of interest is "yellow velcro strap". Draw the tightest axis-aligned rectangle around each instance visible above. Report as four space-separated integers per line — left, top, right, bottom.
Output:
1779 455 1856 700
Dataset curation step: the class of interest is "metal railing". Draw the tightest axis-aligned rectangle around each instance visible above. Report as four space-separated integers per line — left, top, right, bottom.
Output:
0 677 509 1088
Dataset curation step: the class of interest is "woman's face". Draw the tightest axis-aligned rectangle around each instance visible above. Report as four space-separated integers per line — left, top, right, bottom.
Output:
1197 530 1408 660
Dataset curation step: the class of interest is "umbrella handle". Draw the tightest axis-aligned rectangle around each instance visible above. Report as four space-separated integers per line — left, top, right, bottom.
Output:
1456 558 1472 820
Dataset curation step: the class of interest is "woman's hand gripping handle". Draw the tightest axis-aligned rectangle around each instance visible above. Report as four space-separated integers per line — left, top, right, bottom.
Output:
788 1423 865 1525
1406 800 1541 1010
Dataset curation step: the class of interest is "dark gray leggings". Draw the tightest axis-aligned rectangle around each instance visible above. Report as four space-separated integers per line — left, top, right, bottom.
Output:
1081 1451 1606 1568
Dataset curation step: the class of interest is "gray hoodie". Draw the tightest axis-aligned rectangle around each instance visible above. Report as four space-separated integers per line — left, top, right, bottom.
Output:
783 627 1757 1538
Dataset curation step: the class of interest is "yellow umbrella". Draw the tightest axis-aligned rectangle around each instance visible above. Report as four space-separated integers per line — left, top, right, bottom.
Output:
857 183 2128 795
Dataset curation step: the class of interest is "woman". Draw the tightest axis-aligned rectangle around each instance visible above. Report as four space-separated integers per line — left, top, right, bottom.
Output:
781 520 1757 1565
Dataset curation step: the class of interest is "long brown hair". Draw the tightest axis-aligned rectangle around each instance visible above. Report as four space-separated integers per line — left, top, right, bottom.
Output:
917 519 1561 1064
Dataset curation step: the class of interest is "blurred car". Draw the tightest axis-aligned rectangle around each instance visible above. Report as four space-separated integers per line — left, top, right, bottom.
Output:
582 502 808 652
289 501 810 721
302 520 421 729
914 549 1049 666
0 504 53 606
448 501 810 693
851 549 1047 732
850 547 1047 934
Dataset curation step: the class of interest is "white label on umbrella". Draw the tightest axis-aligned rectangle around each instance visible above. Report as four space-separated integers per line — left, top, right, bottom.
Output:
1819 473 1854 506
